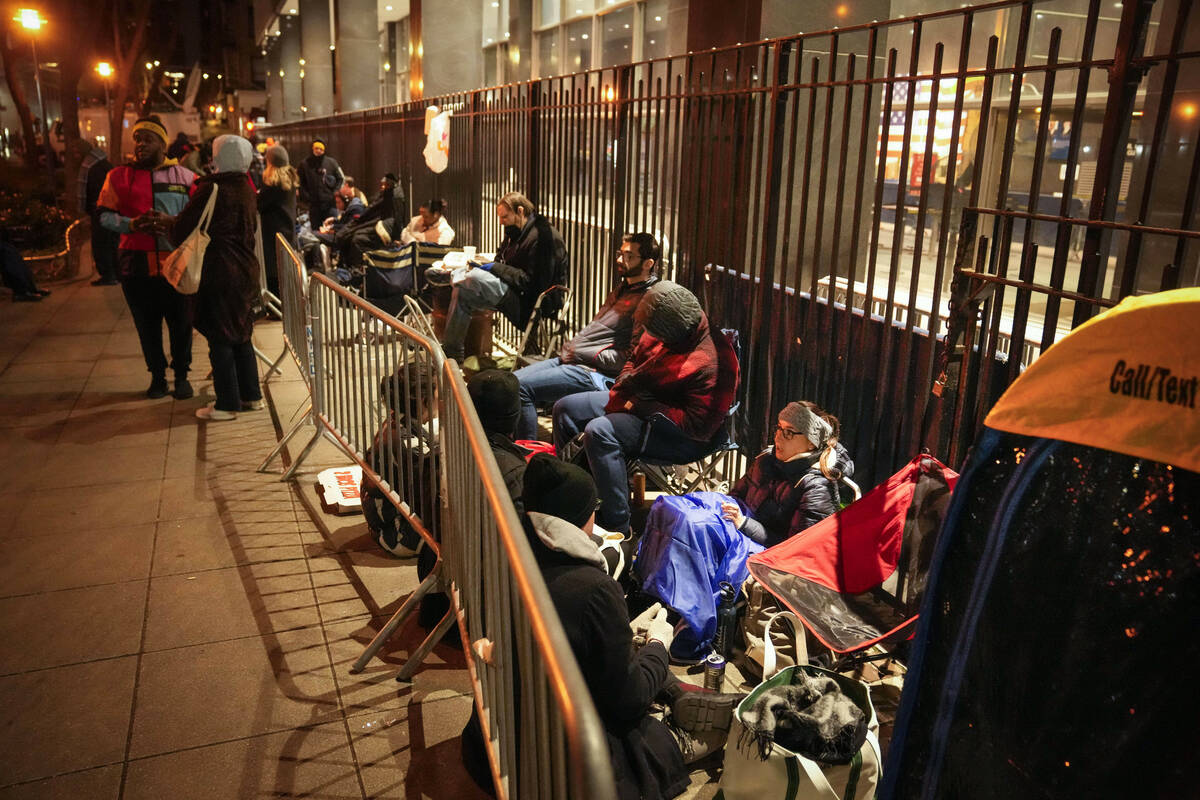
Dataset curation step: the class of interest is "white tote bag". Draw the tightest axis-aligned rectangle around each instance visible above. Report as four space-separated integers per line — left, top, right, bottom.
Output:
716 613 881 800
163 183 218 295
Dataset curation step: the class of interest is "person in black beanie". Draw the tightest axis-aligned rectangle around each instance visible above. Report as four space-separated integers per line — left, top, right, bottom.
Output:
467 369 530 507
520 453 690 800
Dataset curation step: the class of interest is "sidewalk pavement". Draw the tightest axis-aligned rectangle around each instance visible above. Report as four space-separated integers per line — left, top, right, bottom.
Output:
0 269 488 799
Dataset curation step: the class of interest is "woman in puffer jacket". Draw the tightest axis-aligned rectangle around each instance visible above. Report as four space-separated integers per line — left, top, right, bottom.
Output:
721 401 855 547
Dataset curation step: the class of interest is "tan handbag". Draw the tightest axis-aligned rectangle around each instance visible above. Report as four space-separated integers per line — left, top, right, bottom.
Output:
163 184 218 295
741 576 804 676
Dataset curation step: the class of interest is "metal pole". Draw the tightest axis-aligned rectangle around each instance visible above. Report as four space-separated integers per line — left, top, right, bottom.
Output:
30 38 53 177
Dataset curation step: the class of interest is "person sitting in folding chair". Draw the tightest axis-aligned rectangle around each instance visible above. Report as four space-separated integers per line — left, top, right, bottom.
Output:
512 232 660 440
552 281 738 536
399 198 455 246
333 173 406 271
722 401 854 547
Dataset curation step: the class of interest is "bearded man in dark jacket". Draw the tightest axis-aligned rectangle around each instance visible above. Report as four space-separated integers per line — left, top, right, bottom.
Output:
512 232 660 440
428 191 568 363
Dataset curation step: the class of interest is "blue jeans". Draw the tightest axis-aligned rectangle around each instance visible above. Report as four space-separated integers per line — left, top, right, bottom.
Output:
553 390 712 533
513 357 612 440
443 268 510 360
209 339 262 412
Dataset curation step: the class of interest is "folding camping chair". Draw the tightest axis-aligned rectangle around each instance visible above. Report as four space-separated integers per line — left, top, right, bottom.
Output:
515 285 572 368
746 454 959 670
629 328 742 495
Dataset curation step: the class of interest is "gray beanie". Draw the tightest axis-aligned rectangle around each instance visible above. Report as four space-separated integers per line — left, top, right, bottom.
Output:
265 145 290 168
778 402 833 449
638 280 703 346
212 134 254 174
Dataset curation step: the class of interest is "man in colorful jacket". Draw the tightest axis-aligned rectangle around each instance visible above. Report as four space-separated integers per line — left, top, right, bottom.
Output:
552 281 739 535
98 115 198 399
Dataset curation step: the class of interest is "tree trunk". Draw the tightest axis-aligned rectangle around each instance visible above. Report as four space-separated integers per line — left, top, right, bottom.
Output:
108 0 152 163
1 33 40 169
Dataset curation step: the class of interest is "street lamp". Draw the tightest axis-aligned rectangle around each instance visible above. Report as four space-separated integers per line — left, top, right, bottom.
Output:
95 61 113 107
12 8 53 171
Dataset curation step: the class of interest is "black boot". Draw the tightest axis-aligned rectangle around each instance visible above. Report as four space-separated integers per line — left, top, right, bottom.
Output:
173 375 194 400
146 373 169 399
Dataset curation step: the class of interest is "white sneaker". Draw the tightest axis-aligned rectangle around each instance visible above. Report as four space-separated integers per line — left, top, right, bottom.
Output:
196 404 238 421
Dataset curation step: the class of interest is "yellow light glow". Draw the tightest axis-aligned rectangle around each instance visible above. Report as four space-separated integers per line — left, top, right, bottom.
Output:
836 4 849 17
1181 102 1198 120
383 62 391 71
203 72 209 79
298 58 306 66
604 86 616 102
145 62 153 70
96 61 113 78
153 60 160 66
14 8 44 30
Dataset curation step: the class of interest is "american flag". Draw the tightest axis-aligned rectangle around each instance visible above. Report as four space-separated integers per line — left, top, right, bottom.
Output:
877 78 966 182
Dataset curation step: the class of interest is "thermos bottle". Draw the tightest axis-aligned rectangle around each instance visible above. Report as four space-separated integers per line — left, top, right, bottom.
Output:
713 581 739 659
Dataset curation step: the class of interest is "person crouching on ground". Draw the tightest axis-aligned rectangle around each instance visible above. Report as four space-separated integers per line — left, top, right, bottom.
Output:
170 135 264 421
518 454 738 799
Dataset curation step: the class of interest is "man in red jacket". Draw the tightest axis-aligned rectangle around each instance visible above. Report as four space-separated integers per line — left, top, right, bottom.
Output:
552 281 738 535
97 115 198 399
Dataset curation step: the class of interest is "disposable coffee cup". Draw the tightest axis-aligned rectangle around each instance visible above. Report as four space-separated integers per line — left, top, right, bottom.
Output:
463 246 477 261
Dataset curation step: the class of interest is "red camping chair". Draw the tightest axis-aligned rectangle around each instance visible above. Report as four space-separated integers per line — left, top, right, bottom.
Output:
747 454 958 669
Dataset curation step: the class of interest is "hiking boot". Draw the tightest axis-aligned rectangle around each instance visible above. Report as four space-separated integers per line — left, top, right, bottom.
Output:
173 377 194 400
670 724 730 766
195 403 238 421
146 374 169 399
671 691 745 733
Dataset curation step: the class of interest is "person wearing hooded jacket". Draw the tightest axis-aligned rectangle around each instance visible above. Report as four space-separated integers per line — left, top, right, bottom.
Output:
722 401 855 547
297 137 343 226
257 145 298 297
170 135 264 421
552 281 738 535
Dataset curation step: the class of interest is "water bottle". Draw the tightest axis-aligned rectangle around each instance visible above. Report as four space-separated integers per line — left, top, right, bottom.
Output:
713 581 739 659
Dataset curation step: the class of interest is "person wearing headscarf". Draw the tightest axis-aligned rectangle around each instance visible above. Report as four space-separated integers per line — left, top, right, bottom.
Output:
552 281 739 535
258 144 298 295
170 135 263 421
722 401 855 546
96 114 198 399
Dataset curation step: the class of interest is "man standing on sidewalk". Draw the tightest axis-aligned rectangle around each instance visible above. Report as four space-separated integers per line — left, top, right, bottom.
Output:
297 138 343 228
97 115 197 399
76 140 120 286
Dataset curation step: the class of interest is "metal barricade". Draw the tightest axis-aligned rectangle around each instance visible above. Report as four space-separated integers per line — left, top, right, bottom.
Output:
258 235 324 479
296 273 453 676
439 360 618 800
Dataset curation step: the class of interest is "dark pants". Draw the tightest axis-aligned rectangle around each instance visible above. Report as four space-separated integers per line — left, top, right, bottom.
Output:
120 273 194 377
0 240 39 295
90 213 119 280
208 338 262 412
553 390 712 533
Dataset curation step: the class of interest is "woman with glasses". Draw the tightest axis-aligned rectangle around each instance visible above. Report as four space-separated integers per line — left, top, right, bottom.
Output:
719 401 855 547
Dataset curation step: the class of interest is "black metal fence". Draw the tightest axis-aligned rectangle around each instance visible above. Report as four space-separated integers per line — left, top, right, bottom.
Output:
267 0 1200 488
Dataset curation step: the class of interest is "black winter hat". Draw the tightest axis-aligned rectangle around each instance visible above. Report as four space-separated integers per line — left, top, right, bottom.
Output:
638 280 703 346
522 453 599 529
468 369 521 437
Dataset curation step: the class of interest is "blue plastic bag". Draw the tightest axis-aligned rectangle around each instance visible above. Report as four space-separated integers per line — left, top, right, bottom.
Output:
636 492 764 658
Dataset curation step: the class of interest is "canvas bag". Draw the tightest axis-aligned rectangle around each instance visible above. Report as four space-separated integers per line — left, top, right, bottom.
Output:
163 184 218 295
717 619 882 800
741 576 804 677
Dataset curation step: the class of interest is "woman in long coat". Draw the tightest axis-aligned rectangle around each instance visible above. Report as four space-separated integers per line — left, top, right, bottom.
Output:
171 135 263 421
257 145 298 296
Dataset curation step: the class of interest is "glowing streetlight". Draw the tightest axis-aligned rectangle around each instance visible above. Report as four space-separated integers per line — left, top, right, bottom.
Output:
14 8 44 30
96 61 113 78
13 9 52 172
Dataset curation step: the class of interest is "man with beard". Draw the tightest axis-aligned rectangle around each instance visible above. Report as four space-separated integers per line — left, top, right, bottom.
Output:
511 233 660 440
297 137 343 227
426 191 568 364
97 115 197 399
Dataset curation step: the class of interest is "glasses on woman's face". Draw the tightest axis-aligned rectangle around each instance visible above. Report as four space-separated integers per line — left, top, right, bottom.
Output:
775 424 802 440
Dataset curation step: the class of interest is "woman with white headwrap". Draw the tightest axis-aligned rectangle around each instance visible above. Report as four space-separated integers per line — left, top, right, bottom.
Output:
170 134 264 421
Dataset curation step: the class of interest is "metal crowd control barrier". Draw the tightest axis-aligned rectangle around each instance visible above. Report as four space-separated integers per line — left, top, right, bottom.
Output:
258 236 326 479
439 361 618 800
298 273 453 676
